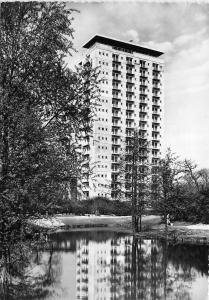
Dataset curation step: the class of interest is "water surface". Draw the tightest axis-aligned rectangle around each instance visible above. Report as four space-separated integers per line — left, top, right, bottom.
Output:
31 230 208 300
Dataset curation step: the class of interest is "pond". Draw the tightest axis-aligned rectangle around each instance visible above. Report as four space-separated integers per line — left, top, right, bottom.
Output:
1 230 208 299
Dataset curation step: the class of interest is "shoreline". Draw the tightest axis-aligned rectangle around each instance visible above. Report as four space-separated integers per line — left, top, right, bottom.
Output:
29 215 209 244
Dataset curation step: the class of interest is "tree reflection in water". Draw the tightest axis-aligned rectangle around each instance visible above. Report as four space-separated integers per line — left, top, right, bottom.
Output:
130 237 208 300
0 234 61 300
0 230 207 300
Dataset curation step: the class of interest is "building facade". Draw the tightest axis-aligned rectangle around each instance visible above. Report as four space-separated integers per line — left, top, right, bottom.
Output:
81 35 164 200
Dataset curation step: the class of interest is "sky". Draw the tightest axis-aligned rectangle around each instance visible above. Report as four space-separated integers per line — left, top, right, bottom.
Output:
67 2 209 169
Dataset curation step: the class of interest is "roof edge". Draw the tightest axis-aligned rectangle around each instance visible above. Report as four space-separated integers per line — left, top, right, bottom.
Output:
83 35 164 57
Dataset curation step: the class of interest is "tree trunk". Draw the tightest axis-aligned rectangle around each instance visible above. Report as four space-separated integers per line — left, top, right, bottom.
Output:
132 152 136 234
131 235 137 300
139 212 142 232
1 109 9 195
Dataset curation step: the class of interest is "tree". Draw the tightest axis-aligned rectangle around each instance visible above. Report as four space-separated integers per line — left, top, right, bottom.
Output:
152 149 183 231
131 130 151 233
181 161 209 223
114 129 151 233
0 2 100 238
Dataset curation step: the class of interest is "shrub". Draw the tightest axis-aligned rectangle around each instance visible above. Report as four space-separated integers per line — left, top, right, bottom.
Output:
54 197 132 216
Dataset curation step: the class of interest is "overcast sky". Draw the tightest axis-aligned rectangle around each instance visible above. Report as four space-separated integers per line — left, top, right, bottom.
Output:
68 2 209 169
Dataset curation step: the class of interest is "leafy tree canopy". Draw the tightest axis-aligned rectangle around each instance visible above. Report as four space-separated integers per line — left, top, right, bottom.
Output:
0 2 100 238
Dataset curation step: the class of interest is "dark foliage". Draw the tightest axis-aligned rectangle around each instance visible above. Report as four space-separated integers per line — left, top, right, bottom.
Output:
54 197 132 216
167 243 208 275
0 2 100 239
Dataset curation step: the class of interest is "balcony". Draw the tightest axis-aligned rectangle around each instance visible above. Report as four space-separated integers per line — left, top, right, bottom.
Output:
112 130 120 137
112 121 120 128
152 109 160 115
126 88 134 94
126 145 133 153
112 74 121 82
140 81 148 88
140 98 148 105
112 101 120 109
126 95 134 102
126 114 134 121
153 92 160 98
153 76 160 82
113 66 121 73
139 111 147 118
152 103 160 110
113 78 121 84
152 112 160 117
138 132 147 138
153 65 160 72
152 144 160 150
152 104 160 110
153 82 160 88
153 87 160 94
126 59 134 67
126 122 134 129
140 103 147 110
139 107 148 117
152 96 160 102
139 127 147 133
153 101 160 107
126 129 133 137
140 66 148 72
112 58 121 64
82 175 89 183
111 168 120 173
140 90 147 97
112 149 119 154
152 133 160 139
152 129 160 134
152 123 160 129
152 158 159 166
152 120 160 127
112 112 120 119
83 153 89 159
126 68 134 76
112 84 121 92
140 74 148 80
126 105 134 111
126 78 135 85
153 71 160 78
112 140 120 146
152 151 160 157
112 153 120 160
112 94 121 100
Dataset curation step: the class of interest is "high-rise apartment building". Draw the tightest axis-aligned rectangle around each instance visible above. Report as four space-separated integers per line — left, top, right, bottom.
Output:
81 35 164 200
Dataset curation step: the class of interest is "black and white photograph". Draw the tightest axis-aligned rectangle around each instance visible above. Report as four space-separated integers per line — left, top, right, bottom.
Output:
0 1 209 299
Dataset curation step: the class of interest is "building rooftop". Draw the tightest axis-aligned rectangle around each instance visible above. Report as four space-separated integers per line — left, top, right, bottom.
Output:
83 35 164 57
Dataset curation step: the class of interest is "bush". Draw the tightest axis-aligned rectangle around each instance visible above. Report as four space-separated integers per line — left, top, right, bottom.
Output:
154 189 209 224
53 197 132 216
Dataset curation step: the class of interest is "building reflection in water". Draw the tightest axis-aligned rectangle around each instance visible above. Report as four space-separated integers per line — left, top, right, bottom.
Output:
73 233 208 300
1 231 207 300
